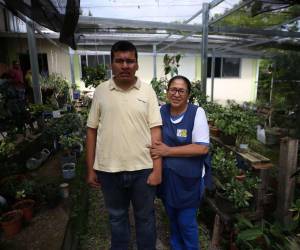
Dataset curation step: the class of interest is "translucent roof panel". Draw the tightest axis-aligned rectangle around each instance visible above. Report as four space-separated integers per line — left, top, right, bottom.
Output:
80 0 239 24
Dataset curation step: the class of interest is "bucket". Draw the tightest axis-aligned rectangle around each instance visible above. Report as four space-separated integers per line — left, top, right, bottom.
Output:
62 163 76 179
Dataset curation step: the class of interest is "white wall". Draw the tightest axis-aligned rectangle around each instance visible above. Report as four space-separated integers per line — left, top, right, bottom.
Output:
136 54 196 83
206 58 257 104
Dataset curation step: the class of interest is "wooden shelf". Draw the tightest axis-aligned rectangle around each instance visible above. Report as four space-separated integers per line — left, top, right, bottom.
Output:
210 135 273 170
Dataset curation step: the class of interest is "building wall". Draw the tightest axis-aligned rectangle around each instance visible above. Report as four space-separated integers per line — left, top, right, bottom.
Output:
0 37 77 82
137 54 258 104
206 58 258 104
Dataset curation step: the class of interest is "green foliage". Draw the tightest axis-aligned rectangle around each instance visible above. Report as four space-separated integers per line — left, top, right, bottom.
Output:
44 112 83 139
40 73 70 97
289 199 300 222
214 101 259 143
212 5 300 30
189 80 207 106
82 64 108 88
150 77 167 103
163 54 181 77
212 146 260 209
234 215 299 250
59 133 83 150
0 139 15 160
202 101 223 124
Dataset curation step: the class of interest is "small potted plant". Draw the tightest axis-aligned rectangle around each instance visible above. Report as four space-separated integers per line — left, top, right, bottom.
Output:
0 209 23 238
13 198 35 222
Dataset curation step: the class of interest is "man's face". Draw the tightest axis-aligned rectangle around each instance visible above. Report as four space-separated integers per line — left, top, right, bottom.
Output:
111 51 138 85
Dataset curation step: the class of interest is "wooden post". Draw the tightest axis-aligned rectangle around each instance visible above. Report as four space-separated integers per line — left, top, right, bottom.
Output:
210 214 222 250
276 137 298 226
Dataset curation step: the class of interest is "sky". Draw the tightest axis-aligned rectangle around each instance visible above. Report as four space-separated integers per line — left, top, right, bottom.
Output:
79 0 240 24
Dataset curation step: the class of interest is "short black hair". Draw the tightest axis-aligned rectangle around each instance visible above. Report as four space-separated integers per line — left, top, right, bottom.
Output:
167 75 191 94
111 41 138 62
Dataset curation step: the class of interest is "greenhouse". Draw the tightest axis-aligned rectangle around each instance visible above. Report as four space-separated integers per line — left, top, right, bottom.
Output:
0 0 299 249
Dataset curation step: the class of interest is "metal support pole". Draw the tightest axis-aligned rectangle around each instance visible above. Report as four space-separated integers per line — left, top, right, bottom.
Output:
211 49 215 102
201 2 209 95
26 21 42 104
153 44 157 79
69 47 75 100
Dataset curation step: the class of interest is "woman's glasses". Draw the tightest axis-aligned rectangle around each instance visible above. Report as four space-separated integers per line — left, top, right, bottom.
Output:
168 88 188 95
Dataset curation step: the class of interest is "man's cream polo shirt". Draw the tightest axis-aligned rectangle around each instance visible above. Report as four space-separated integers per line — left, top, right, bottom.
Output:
87 78 162 172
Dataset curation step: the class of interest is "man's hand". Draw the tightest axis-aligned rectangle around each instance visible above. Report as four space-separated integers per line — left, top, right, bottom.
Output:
147 169 162 186
86 170 101 188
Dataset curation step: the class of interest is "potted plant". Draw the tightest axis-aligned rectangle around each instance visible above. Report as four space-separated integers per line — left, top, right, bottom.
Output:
81 64 108 88
59 133 82 165
0 209 23 238
12 199 35 222
0 139 15 162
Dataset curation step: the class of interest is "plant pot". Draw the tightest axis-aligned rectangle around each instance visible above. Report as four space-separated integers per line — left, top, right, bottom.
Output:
72 143 83 158
73 90 80 100
60 152 76 166
210 126 220 137
237 143 248 153
62 163 76 179
12 199 35 222
220 132 236 146
1 209 23 238
59 183 69 198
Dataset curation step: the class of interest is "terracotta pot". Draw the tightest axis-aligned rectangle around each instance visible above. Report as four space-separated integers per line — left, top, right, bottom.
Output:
13 199 35 222
1 209 23 238
210 126 220 137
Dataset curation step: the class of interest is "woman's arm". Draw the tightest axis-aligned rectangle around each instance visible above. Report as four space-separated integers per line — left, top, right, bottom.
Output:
150 141 208 158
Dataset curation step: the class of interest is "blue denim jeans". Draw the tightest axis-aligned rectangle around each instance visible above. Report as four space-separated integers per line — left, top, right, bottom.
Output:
97 169 157 250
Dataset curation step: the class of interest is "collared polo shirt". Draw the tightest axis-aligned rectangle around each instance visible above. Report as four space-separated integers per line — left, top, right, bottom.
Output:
87 77 162 172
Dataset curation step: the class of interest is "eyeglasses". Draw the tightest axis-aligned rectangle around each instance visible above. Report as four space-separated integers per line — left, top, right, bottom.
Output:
168 88 188 95
113 58 136 65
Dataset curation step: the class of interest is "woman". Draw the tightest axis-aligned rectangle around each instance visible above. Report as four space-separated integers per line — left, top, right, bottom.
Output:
150 75 210 250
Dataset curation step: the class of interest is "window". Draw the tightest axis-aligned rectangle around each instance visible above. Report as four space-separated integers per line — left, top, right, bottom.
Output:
80 54 111 78
207 57 241 78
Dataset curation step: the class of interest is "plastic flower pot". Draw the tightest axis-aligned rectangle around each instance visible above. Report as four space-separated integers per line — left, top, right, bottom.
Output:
62 163 76 179
1 209 23 238
13 199 35 222
59 183 69 198
60 152 76 166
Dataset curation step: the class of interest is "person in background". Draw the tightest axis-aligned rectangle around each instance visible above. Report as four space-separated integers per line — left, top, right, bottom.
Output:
86 40 162 250
9 61 25 101
149 75 210 250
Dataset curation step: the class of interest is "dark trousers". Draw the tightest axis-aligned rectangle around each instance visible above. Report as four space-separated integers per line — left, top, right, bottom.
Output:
97 169 157 250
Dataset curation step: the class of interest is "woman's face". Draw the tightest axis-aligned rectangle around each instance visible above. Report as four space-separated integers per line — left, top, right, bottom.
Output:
167 78 189 109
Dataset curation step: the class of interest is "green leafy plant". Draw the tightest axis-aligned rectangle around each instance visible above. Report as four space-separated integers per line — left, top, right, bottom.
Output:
59 133 83 152
189 80 207 106
40 73 70 97
289 199 300 222
163 54 181 77
82 64 108 88
0 139 15 160
214 101 259 144
150 77 167 103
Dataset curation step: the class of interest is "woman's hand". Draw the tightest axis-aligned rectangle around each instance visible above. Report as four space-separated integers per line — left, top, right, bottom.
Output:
149 141 170 159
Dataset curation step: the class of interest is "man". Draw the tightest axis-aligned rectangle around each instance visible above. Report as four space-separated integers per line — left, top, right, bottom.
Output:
86 41 162 250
